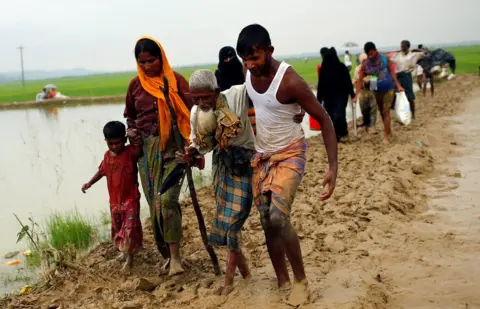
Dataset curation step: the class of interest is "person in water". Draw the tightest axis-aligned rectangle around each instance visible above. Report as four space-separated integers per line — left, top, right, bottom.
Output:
237 24 338 306
215 46 245 91
124 36 200 276
317 47 355 141
82 121 143 273
353 42 403 144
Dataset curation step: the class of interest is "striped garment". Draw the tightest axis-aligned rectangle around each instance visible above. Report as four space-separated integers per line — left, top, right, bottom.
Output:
138 135 183 258
209 148 253 251
251 138 307 218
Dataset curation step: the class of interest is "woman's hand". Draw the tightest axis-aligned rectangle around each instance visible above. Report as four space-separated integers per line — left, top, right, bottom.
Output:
175 146 197 165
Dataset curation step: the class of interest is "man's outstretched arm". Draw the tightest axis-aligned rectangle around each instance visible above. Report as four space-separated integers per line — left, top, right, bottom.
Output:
284 70 338 200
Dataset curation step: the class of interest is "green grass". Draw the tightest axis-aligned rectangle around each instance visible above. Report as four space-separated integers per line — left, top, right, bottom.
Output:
0 45 478 104
43 210 97 252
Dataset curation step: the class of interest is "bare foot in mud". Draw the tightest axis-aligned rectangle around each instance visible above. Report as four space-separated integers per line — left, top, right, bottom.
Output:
287 280 309 306
116 252 126 262
278 281 292 292
161 257 190 275
221 284 234 296
383 137 389 145
168 258 184 276
121 254 133 275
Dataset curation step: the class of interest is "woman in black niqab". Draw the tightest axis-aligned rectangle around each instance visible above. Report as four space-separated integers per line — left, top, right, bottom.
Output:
215 46 245 91
317 47 355 141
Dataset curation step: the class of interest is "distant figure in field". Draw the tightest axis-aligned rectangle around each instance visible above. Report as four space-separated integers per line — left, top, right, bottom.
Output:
390 40 425 119
317 47 329 76
353 42 403 144
317 47 355 141
344 50 352 72
215 46 245 91
352 53 377 132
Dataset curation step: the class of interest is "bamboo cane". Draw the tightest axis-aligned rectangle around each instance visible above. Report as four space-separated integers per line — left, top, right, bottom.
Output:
161 77 221 276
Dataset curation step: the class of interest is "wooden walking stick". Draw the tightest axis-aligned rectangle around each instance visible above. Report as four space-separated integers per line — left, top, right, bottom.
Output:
161 77 221 276
352 101 358 137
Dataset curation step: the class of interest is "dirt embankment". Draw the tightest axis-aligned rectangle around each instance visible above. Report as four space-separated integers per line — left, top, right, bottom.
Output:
2 75 479 309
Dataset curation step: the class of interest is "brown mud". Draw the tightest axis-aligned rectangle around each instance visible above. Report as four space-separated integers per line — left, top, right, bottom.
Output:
2 75 479 309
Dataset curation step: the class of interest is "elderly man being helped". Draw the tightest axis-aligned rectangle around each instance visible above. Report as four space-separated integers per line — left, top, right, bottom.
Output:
177 69 306 295
176 69 254 295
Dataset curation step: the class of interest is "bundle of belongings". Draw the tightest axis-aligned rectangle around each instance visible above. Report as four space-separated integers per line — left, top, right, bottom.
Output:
417 48 456 79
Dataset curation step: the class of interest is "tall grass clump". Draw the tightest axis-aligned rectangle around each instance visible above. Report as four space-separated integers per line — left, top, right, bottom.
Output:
43 210 97 252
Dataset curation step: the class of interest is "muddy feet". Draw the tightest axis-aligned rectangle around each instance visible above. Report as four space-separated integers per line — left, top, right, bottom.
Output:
116 252 126 262
221 284 234 296
287 280 309 307
168 258 185 277
278 281 292 292
161 257 189 276
121 254 133 275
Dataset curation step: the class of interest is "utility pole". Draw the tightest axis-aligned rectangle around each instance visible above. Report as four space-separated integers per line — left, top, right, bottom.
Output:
17 45 25 88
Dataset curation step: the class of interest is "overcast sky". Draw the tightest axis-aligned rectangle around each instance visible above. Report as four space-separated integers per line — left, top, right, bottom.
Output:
0 0 478 72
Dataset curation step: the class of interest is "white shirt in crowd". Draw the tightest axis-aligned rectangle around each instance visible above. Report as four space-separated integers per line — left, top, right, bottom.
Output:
245 62 304 153
344 53 352 67
391 51 425 73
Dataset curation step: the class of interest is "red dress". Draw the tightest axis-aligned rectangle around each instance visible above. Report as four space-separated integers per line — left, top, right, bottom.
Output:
99 145 143 253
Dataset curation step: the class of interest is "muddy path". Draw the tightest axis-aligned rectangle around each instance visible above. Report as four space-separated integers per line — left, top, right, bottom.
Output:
2 75 479 309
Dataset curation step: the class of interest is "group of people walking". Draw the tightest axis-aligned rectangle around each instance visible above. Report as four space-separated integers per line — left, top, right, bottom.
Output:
317 40 426 144
82 24 338 305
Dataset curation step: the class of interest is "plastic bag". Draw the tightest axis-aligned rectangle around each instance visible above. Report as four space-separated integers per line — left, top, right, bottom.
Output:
394 92 412 125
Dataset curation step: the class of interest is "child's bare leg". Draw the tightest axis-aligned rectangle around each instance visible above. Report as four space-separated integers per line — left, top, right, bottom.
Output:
168 243 184 276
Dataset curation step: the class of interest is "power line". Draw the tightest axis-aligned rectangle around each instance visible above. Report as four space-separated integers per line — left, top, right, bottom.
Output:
17 45 25 88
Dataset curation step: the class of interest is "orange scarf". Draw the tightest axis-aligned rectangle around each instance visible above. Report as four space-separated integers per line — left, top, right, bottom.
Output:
136 36 190 151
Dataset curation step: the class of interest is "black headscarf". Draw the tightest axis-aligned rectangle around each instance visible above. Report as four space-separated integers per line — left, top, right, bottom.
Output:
317 47 354 103
215 46 245 91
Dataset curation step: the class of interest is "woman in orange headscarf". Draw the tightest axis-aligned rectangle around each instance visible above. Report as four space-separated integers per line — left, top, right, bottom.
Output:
124 36 194 276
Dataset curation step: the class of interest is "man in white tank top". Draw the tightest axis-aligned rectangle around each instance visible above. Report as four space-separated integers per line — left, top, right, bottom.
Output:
237 24 338 305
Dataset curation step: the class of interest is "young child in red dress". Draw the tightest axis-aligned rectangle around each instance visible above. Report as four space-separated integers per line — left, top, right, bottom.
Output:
82 121 143 273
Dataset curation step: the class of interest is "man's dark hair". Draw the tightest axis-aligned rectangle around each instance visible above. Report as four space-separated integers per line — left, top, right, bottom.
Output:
364 42 376 53
418 44 423 49
236 24 271 57
103 121 126 139
401 40 411 49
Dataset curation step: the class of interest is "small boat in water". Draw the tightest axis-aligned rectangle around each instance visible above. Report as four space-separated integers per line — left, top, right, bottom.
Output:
35 84 68 101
